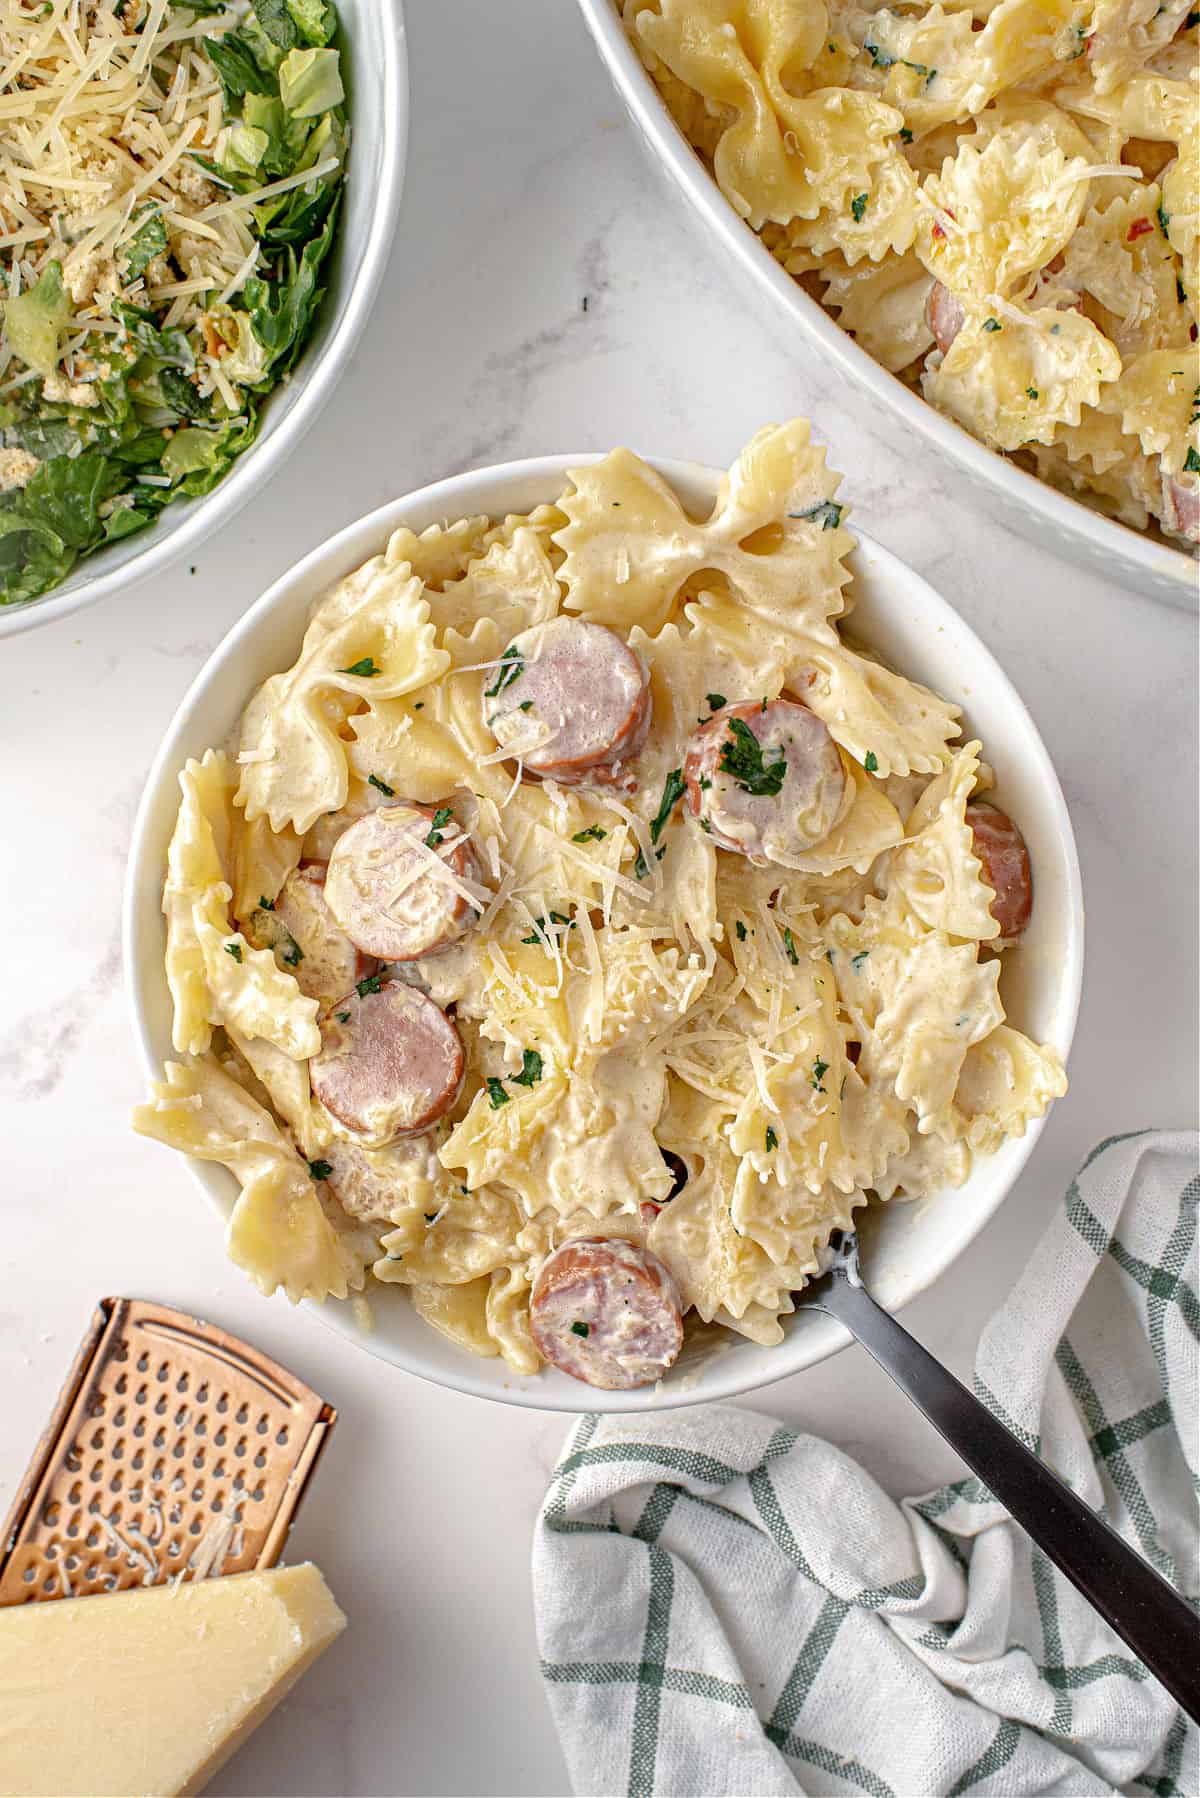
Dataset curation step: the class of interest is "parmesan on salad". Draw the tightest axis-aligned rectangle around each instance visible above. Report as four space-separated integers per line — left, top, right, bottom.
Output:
0 0 347 606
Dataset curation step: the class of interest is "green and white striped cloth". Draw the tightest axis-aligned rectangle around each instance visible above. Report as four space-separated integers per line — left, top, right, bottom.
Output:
534 1131 1198 1797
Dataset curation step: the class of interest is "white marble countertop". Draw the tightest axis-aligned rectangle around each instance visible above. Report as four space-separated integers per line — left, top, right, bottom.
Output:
1 3 1197 1794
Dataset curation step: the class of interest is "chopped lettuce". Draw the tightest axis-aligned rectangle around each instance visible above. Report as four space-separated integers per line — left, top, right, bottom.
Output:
279 46 342 117
4 263 71 378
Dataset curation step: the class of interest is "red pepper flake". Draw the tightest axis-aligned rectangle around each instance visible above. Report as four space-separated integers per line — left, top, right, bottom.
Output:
1126 217 1153 241
932 222 946 241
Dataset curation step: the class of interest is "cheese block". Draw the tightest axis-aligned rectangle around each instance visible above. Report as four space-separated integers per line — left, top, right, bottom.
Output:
0 1562 346 1797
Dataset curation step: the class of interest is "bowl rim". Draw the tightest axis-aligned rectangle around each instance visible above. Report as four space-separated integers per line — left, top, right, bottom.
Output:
574 0 1197 610
124 449 1085 1413
0 0 410 642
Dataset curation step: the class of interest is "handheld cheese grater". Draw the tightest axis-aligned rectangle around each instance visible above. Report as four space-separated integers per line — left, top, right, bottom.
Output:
0 1297 337 1605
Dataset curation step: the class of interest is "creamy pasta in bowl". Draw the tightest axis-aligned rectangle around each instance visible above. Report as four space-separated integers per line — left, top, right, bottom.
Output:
125 426 1083 1410
577 0 1198 608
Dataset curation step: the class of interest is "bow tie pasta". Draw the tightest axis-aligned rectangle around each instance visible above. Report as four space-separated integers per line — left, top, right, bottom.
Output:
134 423 1067 1390
620 0 1200 552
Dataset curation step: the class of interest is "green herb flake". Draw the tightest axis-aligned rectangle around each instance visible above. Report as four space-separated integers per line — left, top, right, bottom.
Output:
512 1048 544 1088
735 920 748 942
308 1159 333 1182
851 950 870 971
522 911 575 945
368 773 395 796
850 192 868 223
1026 386 1039 400
982 317 1002 332
336 1009 351 1022
706 692 727 712
339 657 379 677
1184 446 1200 473
788 499 843 530
486 1076 510 1109
356 971 384 998
224 941 243 963
649 768 686 844
899 126 913 143
519 699 534 712
699 775 712 791
483 645 524 699
1157 203 1171 238
258 895 275 911
811 1057 829 1092
425 805 454 849
572 824 608 843
281 935 303 967
570 1320 590 1338
765 1126 778 1152
782 926 800 965
864 750 879 773
719 718 787 797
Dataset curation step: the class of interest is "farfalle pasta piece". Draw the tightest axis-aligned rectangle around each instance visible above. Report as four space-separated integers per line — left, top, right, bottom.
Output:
923 303 1121 450
1086 0 1191 95
194 906 320 1062
424 526 562 647
554 421 852 638
407 1277 499 1358
1161 128 1199 308
376 1187 522 1285
485 1264 542 1374
783 141 919 265
949 1023 1068 1152
791 636 962 776
163 750 235 1057
236 559 448 835
785 758 905 877
888 742 999 940
915 135 1098 298
820 251 935 370
1100 347 1200 473
871 1125 970 1199
381 515 492 590
870 932 1005 1135
1060 184 1189 357
133 1057 369 1302
230 809 301 924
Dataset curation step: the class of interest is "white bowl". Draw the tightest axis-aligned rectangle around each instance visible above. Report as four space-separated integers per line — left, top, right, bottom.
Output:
576 0 1197 613
125 452 1084 1412
0 0 408 641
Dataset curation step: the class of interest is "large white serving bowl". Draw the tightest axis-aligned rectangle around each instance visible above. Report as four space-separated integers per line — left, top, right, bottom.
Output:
577 0 1197 613
0 0 408 641
125 452 1084 1413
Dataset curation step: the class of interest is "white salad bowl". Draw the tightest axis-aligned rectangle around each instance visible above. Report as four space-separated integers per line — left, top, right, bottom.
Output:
0 0 408 641
576 0 1197 613
125 452 1084 1412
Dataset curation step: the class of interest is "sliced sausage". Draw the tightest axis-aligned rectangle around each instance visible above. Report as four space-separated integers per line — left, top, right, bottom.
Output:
317 1137 437 1226
966 800 1033 939
483 616 651 785
311 980 464 1146
325 802 481 961
1161 472 1200 545
529 1237 684 1390
926 281 965 356
683 698 849 866
244 862 369 1006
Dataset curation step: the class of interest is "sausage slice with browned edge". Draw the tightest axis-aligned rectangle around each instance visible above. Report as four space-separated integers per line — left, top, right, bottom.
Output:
683 698 849 865
530 1237 684 1389
966 800 1033 939
245 862 369 1007
483 616 651 785
926 281 965 356
311 980 464 1147
325 803 481 961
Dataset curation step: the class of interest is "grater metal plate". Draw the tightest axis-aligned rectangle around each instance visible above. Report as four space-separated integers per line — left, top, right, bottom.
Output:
0 1297 336 1606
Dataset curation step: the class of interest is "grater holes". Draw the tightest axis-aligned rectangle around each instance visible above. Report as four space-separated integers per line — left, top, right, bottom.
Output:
255 1414 269 1436
190 1483 204 1504
276 1426 290 1447
196 1381 209 1403
210 1495 224 1515
135 1384 148 1406
216 1393 229 1414
89 1460 103 1483
174 1406 189 1429
234 1436 247 1458
168 1536 182 1558
136 1352 149 1371
171 1439 185 1460
214 1426 227 1447
115 1372 128 1394
41 1500 61 1527
90 1430 104 1450
235 1403 249 1424
64 1553 80 1572
112 1441 124 1461
188 1517 202 1536
112 1405 127 1428
132 1449 144 1471
232 1472 245 1492
133 1418 146 1440
113 1339 129 1362
250 1484 265 1504
192 1448 206 1470
108 1472 123 1494
44 1542 57 1559
156 1361 169 1384
21 1567 34 1585
154 1396 167 1417
176 1372 190 1394
65 1450 81 1473
254 1449 267 1469
65 1516 80 1538
195 1416 207 1438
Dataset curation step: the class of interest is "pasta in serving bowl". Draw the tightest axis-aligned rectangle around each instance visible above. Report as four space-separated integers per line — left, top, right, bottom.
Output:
125 425 1083 1411
577 0 1198 608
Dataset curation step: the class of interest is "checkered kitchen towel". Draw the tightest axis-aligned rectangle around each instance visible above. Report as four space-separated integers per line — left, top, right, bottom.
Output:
534 1131 1199 1797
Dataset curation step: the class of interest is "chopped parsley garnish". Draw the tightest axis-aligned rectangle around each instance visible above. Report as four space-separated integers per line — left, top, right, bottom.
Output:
512 1049 544 1087
224 941 243 963
1188 9 1199 24
368 773 395 797
308 1160 333 1182
789 499 843 530
280 935 303 968
1184 446 1200 473
850 950 870 971
811 1057 829 1092
782 926 800 965
570 1320 590 1338
414 702 424 710
864 750 879 773
982 318 1001 332
765 1126 778 1152
634 844 667 879
1026 386 1039 400
650 768 686 844
899 126 913 143
706 693 727 712
424 805 454 849
699 818 713 834
483 645 524 699
1157 204 1171 238
356 971 384 998
339 657 380 678
522 911 574 944
735 920 748 942
519 700 534 711
336 1009 351 1022
572 824 608 843
863 34 930 77
258 895 275 911
850 192 868 223
699 775 712 790
486 1077 510 1109
719 718 787 797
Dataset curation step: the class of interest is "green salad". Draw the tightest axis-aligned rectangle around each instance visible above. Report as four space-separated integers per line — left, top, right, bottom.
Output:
0 0 348 607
